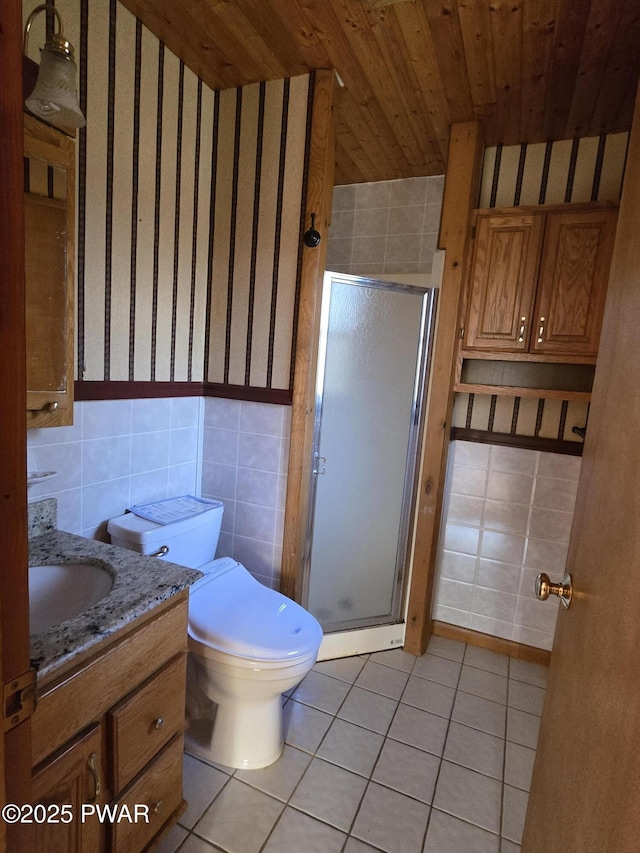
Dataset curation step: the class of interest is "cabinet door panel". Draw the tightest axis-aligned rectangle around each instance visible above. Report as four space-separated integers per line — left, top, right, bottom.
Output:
464 213 544 351
31 723 107 853
533 209 617 355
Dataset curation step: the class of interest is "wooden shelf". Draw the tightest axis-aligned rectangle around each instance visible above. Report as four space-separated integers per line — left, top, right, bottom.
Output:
454 381 592 402
460 349 597 365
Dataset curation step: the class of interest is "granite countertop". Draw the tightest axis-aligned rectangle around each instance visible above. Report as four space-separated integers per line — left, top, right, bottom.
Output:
29 529 202 682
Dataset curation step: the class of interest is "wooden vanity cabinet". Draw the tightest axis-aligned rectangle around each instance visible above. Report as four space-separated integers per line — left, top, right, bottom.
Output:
462 203 618 359
31 593 190 853
24 114 75 429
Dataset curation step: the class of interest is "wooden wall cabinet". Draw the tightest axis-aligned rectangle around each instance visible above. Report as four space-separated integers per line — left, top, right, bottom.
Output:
24 114 75 428
462 203 618 358
456 203 618 400
31 594 189 852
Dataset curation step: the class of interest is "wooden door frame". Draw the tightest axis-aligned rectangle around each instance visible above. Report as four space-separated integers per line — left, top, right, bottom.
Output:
281 69 338 601
281 117 485 659
0 1 33 850
404 121 485 654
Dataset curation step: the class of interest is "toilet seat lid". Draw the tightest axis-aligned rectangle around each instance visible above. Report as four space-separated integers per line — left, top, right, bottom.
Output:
188 564 323 661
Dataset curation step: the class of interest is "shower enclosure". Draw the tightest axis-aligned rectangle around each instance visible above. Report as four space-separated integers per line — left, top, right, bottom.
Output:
303 272 437 657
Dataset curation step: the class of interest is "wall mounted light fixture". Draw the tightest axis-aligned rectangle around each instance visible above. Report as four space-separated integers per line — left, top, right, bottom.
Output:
23 4 85 129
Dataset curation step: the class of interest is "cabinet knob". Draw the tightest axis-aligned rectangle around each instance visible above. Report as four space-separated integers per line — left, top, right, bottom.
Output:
153 800 163 814
153 717 164 730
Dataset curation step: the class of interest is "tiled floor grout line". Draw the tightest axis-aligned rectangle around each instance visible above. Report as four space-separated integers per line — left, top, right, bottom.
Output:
170 642 542 853
337 652 419 851
256 653 375 853
419 646 466 851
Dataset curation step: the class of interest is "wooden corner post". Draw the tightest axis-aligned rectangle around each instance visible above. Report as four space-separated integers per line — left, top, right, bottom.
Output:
281 69 338 600
404 121 484 656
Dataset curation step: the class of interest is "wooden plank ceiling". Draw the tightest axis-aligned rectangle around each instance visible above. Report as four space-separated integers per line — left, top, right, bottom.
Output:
119 0 640 184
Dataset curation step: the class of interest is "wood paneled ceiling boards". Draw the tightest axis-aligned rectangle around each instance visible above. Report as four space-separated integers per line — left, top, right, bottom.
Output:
120 0 640 183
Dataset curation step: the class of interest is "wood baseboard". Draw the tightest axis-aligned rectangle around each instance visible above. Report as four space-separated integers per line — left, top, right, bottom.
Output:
432 621 551 666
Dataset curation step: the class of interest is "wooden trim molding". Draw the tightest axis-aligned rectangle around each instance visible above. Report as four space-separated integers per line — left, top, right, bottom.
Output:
404 121 485 656
450 427 583 456
75 381 292 406
3 0 34 839
432 621 551 666
281 70 338 601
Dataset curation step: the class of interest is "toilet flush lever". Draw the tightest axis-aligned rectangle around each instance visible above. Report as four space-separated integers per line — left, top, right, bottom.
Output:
151 545 170 558
312 453 327 475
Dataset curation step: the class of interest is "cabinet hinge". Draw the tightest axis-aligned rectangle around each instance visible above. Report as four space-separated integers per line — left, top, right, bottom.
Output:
4 669 37 732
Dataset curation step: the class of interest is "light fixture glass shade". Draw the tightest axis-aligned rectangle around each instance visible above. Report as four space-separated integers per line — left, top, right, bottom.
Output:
25 44 85 129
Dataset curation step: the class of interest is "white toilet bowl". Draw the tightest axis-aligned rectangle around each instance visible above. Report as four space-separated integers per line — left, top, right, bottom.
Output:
186 558 323 769
107 501 323 770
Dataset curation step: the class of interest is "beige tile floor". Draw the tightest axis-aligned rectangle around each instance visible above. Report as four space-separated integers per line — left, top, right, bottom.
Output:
154 636 547 853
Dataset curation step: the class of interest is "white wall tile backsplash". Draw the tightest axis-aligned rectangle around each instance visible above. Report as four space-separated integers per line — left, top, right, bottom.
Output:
433 441 581 650
27 397 203 540
26 396 290 590
201 398 291 589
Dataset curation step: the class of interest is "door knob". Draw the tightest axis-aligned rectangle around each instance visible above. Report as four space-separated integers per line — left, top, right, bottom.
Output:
535 572 572 609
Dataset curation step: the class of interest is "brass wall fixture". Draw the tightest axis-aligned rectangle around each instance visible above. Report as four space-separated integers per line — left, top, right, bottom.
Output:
23 4 86 129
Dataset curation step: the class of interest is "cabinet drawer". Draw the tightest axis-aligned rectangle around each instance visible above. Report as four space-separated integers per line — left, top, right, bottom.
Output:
108 654 186 791
109 734 184 853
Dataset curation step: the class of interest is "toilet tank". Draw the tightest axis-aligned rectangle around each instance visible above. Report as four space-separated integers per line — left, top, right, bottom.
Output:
108 500 224 569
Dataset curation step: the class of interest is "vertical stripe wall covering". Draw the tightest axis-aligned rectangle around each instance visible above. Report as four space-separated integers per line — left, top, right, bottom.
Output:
479 133 628 208
23 0 312 399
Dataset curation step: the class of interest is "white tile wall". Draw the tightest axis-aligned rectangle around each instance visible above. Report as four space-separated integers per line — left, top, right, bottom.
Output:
27 397 290 589
433 441 582 650
201 398 291 589
27 398 203 539
326 176 444 277
27 397 291 588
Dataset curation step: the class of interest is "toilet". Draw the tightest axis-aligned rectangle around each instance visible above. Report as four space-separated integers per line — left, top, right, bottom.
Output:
108 500 323 769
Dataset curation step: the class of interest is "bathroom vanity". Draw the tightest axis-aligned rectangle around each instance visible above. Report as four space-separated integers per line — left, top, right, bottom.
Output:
27 525 201 852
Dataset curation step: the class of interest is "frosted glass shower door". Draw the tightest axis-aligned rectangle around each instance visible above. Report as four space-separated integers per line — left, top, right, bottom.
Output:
305 273 436 639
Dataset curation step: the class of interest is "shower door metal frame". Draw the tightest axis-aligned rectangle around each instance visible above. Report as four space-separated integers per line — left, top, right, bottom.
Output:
302 272 438 637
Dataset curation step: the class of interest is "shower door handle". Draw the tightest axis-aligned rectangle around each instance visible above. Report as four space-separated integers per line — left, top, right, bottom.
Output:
313 453 327 475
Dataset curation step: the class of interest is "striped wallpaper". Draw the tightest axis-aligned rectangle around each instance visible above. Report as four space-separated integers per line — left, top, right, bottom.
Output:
23 0 313 399
451 131 629 452
479 133 629 209
451 394 589 453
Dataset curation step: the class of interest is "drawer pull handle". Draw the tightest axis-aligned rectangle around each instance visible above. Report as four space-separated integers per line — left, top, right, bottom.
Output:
153 800 163 814
153 717 164 730
88 753 101 804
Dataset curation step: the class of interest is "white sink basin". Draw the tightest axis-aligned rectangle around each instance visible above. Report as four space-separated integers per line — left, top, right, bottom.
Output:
29 562 114 634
